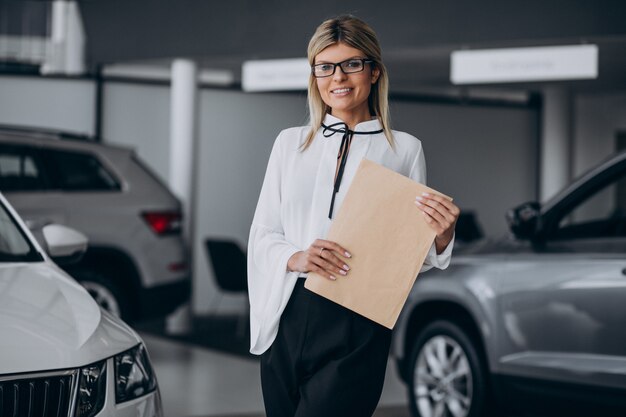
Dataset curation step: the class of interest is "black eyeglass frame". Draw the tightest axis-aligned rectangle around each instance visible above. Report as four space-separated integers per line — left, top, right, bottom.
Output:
311 58 375 78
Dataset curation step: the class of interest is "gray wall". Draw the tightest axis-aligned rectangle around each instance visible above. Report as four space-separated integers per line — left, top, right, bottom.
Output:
102 82 172 181
392 101 539 238
193 89 308 313
571 92 626 224
0 75 95 135
0 75 542 315
575 92 626 175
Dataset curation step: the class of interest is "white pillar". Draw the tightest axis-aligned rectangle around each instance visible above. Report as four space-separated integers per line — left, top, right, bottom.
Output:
41 0 85 75
169 59 198 229
540 87 572 202
166 59 198 334
64 1 85 74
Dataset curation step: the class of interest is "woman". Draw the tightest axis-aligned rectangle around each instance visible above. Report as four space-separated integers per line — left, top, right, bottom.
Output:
248 15 460 417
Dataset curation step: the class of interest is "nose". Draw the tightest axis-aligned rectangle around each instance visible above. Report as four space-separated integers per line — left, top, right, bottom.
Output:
332 65 348 82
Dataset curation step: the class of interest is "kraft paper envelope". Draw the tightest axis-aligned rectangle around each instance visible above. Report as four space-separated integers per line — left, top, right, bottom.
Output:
305 158 453 329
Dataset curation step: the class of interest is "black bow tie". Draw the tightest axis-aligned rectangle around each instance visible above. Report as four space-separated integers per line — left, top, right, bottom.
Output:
322 122 383 219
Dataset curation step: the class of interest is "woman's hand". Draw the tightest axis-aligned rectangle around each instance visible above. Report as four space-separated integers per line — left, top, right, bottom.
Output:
415 192 460 254
287 239 351 281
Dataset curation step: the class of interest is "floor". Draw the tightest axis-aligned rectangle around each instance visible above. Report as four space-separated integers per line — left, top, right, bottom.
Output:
139 314 619 417
141 327 411 417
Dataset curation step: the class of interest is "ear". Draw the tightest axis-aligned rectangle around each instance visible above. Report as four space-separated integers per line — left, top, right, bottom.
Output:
371 67 380 84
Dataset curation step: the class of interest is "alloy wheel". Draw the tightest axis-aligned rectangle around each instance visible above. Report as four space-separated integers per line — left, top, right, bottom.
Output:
413 335 472 417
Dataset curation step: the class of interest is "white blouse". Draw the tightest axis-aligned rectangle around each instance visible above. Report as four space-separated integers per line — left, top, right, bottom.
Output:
247 113 454 355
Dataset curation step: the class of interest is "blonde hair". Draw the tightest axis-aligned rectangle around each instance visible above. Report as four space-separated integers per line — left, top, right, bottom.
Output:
302 15 394 151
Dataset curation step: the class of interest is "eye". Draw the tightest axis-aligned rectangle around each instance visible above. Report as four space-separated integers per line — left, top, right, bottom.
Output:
318 64 334 72
346 60 362 68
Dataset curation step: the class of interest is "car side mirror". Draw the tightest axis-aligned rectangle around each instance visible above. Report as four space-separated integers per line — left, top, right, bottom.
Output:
506 201 541 240
42 224 88 265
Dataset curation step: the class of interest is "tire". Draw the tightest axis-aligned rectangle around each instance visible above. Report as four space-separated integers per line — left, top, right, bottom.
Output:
407 320 489 417
73 269 130 321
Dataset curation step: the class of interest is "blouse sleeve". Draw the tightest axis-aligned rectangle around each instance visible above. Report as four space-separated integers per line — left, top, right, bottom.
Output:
247 131 301 354
408 143 454 273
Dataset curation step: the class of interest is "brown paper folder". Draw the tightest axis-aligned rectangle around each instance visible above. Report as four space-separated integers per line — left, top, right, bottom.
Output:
304 158 452 329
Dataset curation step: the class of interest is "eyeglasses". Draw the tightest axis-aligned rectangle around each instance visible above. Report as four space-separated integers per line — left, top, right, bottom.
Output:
311 58 374 78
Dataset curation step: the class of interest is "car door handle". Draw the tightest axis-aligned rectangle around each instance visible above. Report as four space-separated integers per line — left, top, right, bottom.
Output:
622 268 626 276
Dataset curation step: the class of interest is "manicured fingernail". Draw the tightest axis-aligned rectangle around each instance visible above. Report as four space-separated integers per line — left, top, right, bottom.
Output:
415 196 422 201
422 192 430 196
345 251 351 257
414 200 422 206
339 270 347 275
343 264 350 271
330 275 336 280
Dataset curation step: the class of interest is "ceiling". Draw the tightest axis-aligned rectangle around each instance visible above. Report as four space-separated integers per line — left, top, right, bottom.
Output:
80 0 626 94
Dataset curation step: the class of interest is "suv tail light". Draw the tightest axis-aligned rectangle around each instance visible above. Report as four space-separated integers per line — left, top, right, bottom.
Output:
141 211 182 235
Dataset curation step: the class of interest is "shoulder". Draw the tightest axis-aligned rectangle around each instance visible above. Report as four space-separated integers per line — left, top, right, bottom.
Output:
274 125 312 152
391 129 423 155
276 126 311 146
277 125 310 141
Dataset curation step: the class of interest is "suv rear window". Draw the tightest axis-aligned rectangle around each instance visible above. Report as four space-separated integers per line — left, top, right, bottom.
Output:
44 149 121 192
0 144 121 192
0 147 46 191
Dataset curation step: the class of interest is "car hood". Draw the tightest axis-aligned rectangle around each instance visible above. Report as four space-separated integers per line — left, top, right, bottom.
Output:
0 262 141 375
454 234 532 256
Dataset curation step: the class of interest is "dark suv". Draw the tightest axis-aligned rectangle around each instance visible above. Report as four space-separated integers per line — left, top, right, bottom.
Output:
0 125 190 322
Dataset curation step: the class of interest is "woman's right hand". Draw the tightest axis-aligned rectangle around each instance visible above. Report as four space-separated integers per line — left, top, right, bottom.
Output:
287 239 351 281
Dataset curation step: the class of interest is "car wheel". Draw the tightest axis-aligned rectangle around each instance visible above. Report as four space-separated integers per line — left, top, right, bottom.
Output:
408 320 488 417
75 270 129 320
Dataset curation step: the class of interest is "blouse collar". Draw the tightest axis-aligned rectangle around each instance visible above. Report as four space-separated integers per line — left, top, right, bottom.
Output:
322 113 383 133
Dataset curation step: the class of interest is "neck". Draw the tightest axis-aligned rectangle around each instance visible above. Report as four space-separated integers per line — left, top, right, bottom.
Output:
331 108 373 130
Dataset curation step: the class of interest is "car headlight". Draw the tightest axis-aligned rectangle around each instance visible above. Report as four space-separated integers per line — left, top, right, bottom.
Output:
75 360 107 417
115 343 158 403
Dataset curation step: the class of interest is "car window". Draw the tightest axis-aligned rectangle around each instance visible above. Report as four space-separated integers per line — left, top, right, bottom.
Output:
0 146 46 191
45 149 121 191
0 200 43 262
553 169 626 240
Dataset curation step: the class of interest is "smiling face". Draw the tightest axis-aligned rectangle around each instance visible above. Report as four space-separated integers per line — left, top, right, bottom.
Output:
314 42 380 127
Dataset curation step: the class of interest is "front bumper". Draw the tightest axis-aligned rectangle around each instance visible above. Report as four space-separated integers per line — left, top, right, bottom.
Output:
0 356 163 417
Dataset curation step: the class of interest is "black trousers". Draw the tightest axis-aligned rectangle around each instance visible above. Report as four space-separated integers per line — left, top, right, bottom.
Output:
260 279 392 417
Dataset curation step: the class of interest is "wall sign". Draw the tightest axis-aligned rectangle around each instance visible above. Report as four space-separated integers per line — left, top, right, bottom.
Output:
451 45 598 84
242 58 309 92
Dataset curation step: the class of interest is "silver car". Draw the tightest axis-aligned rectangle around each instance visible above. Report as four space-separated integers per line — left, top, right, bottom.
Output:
0 125 190 322
392 150 626 417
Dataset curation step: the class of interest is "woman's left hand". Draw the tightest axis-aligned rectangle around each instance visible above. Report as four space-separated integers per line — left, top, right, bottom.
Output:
415 192 460 254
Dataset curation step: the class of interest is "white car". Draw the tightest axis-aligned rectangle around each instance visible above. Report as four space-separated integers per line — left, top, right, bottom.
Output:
0 192 163 417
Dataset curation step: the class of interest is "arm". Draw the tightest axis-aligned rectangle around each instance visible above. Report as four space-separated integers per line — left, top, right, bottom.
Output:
248 132 300 277
247 132 301 353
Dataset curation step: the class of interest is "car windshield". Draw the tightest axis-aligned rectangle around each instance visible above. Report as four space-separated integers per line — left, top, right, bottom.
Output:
0 201 42 262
